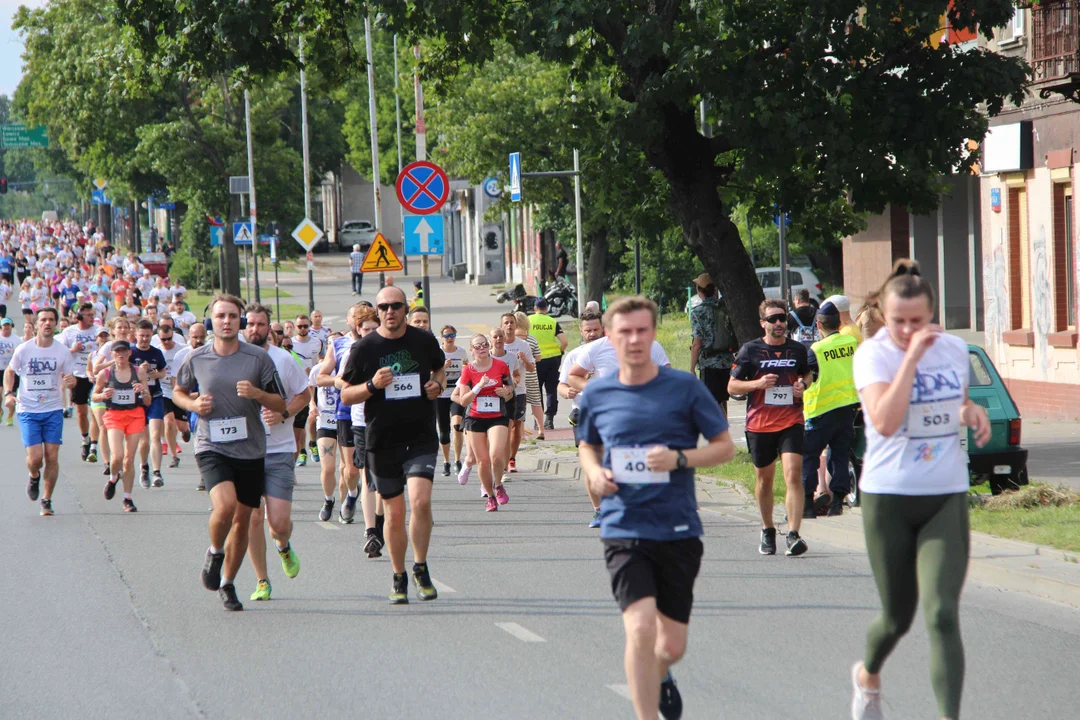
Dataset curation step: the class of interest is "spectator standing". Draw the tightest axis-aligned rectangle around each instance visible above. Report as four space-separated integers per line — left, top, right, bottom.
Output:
349 244 364 295
688 273 737 417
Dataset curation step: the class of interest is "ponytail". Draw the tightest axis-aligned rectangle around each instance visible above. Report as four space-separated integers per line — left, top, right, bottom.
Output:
878 258 935 309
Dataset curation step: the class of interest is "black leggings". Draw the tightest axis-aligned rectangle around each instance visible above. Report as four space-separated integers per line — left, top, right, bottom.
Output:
536 355 562 419
436 397 459 446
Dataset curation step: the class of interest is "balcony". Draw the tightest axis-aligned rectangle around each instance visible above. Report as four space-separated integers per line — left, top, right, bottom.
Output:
1031 0 1080 102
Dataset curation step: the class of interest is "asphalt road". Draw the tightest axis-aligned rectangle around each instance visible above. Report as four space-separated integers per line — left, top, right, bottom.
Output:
4 259 1080 718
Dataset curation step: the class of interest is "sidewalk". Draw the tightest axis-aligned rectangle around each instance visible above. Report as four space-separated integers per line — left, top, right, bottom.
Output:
515 446 1080 609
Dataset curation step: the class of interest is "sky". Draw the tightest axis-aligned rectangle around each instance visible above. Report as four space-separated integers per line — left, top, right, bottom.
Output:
0 0 46 100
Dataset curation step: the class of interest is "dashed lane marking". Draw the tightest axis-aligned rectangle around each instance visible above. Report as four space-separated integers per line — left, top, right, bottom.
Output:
495 622 546 643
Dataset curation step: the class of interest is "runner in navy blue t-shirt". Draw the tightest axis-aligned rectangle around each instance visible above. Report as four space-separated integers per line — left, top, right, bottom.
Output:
577 296 734 720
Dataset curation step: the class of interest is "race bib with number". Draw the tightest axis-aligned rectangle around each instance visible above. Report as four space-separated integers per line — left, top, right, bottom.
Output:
764 386 793 406
610 447 670 485
447 359 463 375
906 400 961 439
475 395 501 414
319 411 338 430
26 374 57 392
385 373 421 400
113 388 136 405
209 416 249 443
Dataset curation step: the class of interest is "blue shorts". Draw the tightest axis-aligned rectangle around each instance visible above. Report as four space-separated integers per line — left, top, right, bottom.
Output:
19 410 65 446
145 396 165 421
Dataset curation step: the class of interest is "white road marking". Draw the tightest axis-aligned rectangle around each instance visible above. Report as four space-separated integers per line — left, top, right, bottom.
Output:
607 684 632 700
432 579 456 594
495 622 546 643
316 521 340 530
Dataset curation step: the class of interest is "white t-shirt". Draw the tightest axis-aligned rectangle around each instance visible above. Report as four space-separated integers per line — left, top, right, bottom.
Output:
158 342 186 400
309 325 331 345
853 329 970 496
169 285 186 301
264 344 310 455
10 338 75 414
61 324 101 378
439 346 469 399
0 334 24 371
311 365 340 431
171 310 197 331
0 284 12 304
490 349 521 393
558 345 588 409
572 336 671 380
119 305 142 318
503 338 532 395
291 335 324 373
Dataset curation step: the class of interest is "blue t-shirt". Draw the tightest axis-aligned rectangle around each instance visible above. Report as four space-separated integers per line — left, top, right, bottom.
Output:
130 345 167 398
577 365 728 541
0 256 14 275
60 283 80 307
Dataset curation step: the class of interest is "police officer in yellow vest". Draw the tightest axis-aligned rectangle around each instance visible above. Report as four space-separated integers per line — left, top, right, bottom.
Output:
531 297 568 430
801 300 859 517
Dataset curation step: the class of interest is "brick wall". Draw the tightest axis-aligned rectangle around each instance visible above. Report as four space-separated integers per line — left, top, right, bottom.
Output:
1005 377 1080 421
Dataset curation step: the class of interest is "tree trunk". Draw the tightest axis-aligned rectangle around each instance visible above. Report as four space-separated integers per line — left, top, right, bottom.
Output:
585 227 608 305
643 105 766 344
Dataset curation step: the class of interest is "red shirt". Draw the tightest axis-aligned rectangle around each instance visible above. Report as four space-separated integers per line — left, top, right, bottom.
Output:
730 338 811 433
111 278 129 298
459 359 511 418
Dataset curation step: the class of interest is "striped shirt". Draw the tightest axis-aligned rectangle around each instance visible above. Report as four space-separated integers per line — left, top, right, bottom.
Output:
349 251 363 273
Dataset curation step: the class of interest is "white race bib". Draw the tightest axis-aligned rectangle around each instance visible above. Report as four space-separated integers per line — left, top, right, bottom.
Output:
610 447 670 485
447 359 463 375
385 373 421 400
113 388 136 405
764 386 793 406
906 400 961 439
209 416 248 443
476 395 501 413
26 374 57 392
319 411 338 430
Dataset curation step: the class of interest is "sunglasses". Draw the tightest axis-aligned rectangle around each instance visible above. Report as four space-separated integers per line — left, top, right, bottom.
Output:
763 315 787 324
274 329 284 335
442 333 456 339
159 327 173 333
377 301 406 312
472 342 490 349
296 324 310 329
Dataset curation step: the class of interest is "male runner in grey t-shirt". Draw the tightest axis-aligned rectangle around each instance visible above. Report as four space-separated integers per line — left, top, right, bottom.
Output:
173 294 285 612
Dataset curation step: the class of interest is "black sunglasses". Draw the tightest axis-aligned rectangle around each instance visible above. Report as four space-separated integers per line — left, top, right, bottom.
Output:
296 324 310 329
763 314 787 324
377 301 406 312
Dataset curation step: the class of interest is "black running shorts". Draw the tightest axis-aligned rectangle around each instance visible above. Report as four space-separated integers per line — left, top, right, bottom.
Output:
195 452 265 509
366 436 439 500
72 376 93 405
463 415 509 433
745 425 804 469
336 417 354 448
603 537 704 625
292 405 310 429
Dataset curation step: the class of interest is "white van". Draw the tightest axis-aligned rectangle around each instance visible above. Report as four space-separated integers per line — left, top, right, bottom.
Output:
41 210 59 224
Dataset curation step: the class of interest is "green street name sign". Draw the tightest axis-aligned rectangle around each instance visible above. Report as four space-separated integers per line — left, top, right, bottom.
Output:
1 124 50 149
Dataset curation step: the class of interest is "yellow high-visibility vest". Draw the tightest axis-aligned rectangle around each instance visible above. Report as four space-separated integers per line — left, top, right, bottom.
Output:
803 331 859 420
530 313 562 359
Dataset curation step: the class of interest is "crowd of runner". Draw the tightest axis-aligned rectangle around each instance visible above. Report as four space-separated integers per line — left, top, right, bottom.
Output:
3 215 984 720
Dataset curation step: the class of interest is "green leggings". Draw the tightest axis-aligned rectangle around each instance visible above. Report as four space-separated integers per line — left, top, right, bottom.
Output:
862 491 969 719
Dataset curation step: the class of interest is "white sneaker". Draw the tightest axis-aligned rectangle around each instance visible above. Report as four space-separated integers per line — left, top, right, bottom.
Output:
851 662 884 720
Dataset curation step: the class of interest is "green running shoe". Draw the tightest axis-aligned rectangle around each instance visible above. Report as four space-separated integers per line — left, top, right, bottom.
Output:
295 451 307 468
412 562 438 601
389 572 409 605
310 445 320 463
279 545 300 578
250 579 272 601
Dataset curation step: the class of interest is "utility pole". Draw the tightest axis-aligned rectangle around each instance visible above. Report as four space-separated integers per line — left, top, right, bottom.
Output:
244 89 260 302
299 34 315 313
394 34 408 275
573 148 584 306
365 15 385 291
414 45 430 310
779 212 790 305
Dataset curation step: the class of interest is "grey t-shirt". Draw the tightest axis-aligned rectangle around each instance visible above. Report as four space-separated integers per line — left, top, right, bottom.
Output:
174 341 284 460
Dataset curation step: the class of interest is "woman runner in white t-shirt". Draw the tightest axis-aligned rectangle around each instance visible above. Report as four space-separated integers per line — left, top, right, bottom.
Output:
849 260 990 720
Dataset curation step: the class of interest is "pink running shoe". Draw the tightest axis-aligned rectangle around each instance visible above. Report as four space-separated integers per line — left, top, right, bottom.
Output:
457 463 471 486
495 485 509 505
485 496 498 512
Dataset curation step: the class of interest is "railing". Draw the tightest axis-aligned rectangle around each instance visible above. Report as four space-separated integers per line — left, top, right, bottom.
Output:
1032 0 1080 80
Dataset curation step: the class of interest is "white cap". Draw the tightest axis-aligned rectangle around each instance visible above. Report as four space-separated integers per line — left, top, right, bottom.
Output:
825 294 851 312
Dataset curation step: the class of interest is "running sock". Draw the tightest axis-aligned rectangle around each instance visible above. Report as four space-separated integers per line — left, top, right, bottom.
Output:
348 488 358 499
275 541 289 552
324 495 334 502
375 513 385 533
220 576 234 589
209 546 222 555
82 434 90 444
123 493 131 500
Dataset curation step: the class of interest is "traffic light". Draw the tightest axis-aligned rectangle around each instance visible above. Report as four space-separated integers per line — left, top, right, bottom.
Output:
0 178 7 195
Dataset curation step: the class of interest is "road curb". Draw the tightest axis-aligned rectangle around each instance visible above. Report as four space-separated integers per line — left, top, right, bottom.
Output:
516 450 1080 608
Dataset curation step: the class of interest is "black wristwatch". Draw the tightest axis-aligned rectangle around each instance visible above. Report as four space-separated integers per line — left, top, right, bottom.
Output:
282 409 290 420
675 450 688 470
366 379 377 394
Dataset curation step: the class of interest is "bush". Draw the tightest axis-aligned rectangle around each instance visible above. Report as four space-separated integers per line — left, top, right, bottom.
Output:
171 204 219 292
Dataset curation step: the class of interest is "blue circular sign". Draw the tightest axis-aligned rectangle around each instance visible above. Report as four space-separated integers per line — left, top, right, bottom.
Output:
396 161 450 215
483 177 502 198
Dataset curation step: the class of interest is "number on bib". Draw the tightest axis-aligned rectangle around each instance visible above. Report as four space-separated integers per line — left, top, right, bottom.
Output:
27 375 56 391
319 411 338 430
385 373 421 400
476 395 500 414
906 400 961 439
113 389 136 405
209 416 249 443
764 386 793 406
610 447 670 485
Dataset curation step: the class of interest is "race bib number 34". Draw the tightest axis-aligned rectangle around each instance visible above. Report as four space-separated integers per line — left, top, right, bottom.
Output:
209 416 248 443
610 447 670 485
476 395 500 413
385 373 421 400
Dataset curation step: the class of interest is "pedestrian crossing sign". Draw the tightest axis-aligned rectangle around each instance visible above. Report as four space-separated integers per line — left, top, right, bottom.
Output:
360 233 403 273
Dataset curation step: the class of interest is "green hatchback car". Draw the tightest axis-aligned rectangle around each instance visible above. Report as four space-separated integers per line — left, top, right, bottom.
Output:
847 344 1029 506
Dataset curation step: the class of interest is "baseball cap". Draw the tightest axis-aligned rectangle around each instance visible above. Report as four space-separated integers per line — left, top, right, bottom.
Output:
825 294 850 313
1 318 13 326
96 327 110 337
817 301 840 317
112 340 132 352
693 273 712 289
534 297 548 309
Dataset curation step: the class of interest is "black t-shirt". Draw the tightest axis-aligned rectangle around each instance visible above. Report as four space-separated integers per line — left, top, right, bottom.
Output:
730 338 810 434
341 325 446 447
130 344 167 398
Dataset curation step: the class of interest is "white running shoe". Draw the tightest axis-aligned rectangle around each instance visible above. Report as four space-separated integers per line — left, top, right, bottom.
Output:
457 463 471 486
850 662 884 720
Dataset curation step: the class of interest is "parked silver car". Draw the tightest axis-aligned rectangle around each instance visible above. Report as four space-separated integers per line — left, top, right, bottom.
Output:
338 219 376 252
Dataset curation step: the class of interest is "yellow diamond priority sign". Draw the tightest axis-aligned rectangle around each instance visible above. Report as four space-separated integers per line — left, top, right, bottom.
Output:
291 217 324 251
93 178 108 190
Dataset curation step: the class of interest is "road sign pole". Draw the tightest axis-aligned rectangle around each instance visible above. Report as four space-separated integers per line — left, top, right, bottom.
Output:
414 45 430 312
244 89 260 302
779 211 790 305
573 148 585 307
364 15 386 292
394 34 409 276
299 33 316 313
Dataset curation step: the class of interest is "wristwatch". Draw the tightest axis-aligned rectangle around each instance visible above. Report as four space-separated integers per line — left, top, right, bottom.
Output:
675 450 688 470
366 379 377 394
282 409 290 420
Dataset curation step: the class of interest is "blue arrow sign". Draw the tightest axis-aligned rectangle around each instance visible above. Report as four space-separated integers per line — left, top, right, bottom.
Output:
210 226 224 247
404 214 445 255
232 222 254 245
91 189 111 205
509 152 521 202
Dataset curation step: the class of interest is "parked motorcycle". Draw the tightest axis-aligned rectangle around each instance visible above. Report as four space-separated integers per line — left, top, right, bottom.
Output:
495 278 578 318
